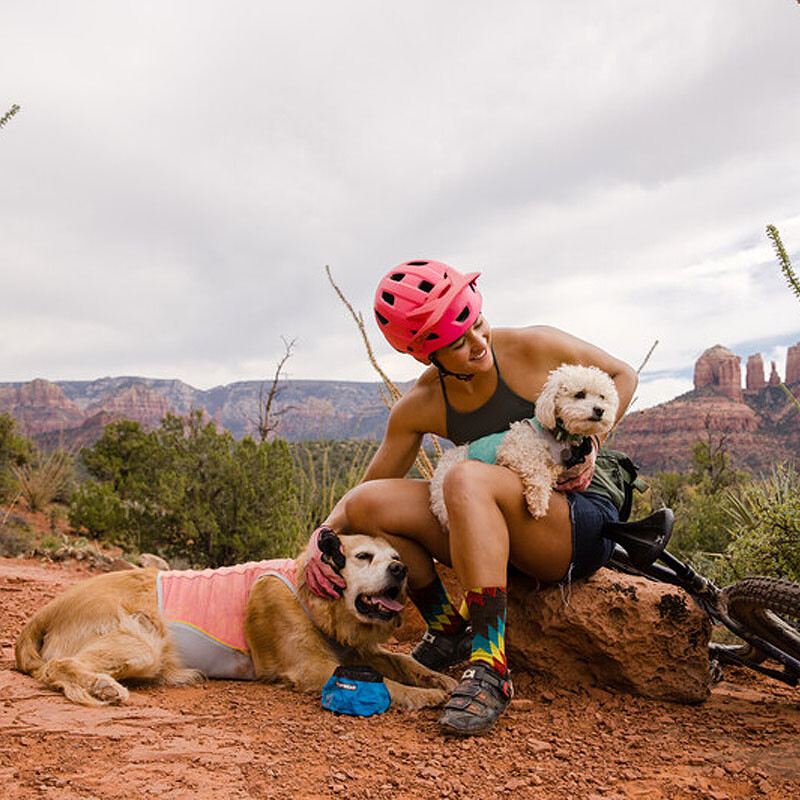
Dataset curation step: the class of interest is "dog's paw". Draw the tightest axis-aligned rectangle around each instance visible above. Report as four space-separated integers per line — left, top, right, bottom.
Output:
161 667 205 686
389 685 451 710
89 674 129 704
418 671 457 692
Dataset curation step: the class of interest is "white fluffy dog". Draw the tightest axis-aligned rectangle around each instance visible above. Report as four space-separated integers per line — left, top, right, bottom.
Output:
429 364 619 527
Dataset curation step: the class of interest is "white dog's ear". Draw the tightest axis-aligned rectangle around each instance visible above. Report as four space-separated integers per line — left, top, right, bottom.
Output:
535 373 559 429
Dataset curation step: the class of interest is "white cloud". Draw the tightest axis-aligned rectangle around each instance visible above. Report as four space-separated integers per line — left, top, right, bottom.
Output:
1 0 799 409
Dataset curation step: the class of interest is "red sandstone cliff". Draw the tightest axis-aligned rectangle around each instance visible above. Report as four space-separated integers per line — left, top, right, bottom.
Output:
4 341 800 474
0 379 85 436
86 384 171 430
0 380 172 441
746 354 766 390
615 344 800 474
693 345 743 402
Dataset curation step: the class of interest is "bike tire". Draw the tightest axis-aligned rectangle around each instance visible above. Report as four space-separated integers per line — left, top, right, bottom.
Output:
722 576 800 663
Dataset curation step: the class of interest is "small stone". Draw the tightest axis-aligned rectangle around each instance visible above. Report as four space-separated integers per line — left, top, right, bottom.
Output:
526 738 552 755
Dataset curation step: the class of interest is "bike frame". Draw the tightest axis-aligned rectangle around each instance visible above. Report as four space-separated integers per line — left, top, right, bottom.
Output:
609 545 800 687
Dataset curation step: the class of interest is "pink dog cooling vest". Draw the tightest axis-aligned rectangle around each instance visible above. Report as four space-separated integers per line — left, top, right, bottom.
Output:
156 559 297 680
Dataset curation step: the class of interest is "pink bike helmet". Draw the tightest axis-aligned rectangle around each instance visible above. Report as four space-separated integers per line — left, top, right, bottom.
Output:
374 260 482 363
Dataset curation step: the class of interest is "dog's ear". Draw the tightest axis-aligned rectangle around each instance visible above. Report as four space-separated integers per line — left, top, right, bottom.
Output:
318 529 346 573
535 372 559 429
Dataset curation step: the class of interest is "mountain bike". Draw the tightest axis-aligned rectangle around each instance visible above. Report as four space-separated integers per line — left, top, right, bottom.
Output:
603 509 800 687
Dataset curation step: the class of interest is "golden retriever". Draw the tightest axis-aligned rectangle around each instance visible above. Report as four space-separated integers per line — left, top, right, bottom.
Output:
15 533 455 709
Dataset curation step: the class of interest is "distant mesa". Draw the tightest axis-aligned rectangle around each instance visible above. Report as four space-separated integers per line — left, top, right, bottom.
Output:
2 343 799 475
614 342 800 474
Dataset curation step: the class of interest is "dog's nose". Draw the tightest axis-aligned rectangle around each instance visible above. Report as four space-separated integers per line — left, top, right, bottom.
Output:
592 406 604 418
388 561 407 580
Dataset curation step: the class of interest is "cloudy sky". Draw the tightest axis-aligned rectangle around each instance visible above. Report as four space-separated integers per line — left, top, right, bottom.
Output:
3 1 799 410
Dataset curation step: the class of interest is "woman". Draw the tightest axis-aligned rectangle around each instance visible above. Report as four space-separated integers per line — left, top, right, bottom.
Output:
306 260 637 735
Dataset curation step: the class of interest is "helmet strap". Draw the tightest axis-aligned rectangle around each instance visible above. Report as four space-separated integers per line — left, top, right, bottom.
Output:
429 354 474 382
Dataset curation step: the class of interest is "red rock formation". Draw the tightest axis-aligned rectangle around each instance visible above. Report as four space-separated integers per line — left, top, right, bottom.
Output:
86 384 171 430
397 565 710 703
693 345 743 402
768 361 781 387
613 391 788 475
0 379 85 436
746 354 766 390
786 343 800 385
507 569 710 703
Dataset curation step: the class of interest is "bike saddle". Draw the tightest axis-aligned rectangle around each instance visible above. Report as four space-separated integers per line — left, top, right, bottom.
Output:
602 508 674 570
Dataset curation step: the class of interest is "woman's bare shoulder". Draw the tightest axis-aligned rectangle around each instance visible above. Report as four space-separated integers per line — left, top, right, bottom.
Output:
388 367 447 436
493 325 570 362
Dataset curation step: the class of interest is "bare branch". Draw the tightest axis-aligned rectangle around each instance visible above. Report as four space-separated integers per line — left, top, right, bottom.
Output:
325 265 438 478
636 339 659 375
249 337 297 442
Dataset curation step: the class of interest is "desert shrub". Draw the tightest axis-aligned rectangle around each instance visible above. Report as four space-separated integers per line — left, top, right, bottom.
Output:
630 436 748 563
12 449 75 512
0 413 32 502
721 464 800 583
70 413 303 567
0 514 34 556
69 482 130 540
291 439 378 533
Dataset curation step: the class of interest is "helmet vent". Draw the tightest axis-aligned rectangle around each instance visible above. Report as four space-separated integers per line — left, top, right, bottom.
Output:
407 261 429 266
390 273 405 281
455 306 470 323
381 291 395 306
425 332 440 342
375 311 389 326
417 280 434 293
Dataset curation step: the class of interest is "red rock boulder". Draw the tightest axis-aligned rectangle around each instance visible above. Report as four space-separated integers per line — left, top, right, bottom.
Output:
506 568 711 704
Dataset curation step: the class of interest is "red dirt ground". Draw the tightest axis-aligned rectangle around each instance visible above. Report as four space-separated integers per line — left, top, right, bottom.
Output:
1 554 799 800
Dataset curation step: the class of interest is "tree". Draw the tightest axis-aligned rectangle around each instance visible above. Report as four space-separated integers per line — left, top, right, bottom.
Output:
0 413 32 502
70 412 303 566
248 337 297 443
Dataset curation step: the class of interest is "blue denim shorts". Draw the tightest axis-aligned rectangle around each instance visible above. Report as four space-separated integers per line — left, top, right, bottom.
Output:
562 491 617 582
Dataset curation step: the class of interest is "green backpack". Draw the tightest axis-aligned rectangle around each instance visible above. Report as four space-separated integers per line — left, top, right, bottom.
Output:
586 448 646 522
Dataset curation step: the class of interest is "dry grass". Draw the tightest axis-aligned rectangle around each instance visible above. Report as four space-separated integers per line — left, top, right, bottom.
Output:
11 450 73 512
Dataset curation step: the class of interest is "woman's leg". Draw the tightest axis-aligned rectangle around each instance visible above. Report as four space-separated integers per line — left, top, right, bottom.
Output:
339 478 451 589
437 459 572 735
442 459 572 586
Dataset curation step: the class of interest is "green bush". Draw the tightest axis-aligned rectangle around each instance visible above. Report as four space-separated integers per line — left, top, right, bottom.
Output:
722 464 800 583
0 517 34 556
0 413 31 502
70 413 303 567
69 482 130 540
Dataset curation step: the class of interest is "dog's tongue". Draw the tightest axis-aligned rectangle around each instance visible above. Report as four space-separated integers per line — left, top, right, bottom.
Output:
373 595 404 612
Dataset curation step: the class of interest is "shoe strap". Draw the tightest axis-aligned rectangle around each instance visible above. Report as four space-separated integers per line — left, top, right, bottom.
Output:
458 665 514 700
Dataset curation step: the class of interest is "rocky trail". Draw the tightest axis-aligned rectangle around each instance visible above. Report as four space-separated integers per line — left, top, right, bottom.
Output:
1 555 799 800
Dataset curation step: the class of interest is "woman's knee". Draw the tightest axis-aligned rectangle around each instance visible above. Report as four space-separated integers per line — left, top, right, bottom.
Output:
342 481 385 532
442 460 500 510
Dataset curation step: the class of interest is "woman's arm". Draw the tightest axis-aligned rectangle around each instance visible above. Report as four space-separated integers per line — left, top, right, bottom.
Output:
304 384 432 598
362 393 427 481
523 326 638 429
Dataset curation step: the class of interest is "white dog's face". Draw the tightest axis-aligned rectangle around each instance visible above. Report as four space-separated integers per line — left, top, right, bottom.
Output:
541 365 620 436
339 534 408 626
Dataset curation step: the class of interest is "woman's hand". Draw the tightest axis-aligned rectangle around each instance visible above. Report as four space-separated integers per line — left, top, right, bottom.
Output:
555 435 599 493
304 526 347 599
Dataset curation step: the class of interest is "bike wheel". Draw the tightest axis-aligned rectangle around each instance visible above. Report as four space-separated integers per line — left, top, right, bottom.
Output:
722 576 800 663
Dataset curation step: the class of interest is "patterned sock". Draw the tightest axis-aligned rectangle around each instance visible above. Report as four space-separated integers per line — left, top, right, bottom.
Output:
466 586 508 676
408 575 468 636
